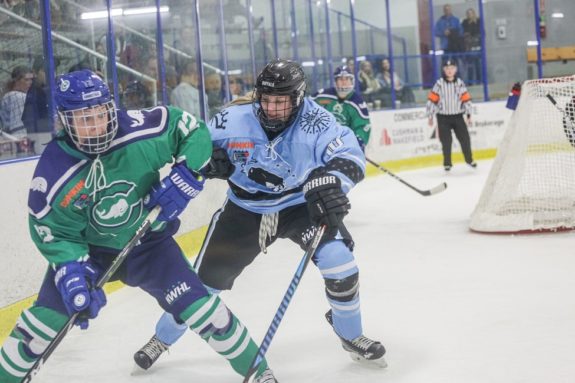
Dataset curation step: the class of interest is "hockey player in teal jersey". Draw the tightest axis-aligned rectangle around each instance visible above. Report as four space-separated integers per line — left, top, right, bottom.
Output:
133 59 386 373
0 70 278 383
312 65 371 151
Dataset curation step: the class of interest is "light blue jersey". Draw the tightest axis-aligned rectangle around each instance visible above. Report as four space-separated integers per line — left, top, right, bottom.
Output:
207 98 366 214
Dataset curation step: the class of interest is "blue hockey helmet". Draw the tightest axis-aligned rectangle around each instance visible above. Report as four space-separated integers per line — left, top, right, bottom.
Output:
55 70 118 154
333 65 355 97
253 59 307 133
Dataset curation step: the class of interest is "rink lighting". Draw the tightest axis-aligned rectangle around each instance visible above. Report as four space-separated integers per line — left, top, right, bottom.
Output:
302 61 316 67
81 9 122 20
527 40 539 46
551 12 564 18
123 6 169 15
81 6 169 20
227 69 243 75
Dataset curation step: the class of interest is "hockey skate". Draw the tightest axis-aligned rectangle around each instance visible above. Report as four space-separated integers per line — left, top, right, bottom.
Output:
325 310 387 368
133 335 169 370
253 368 279 383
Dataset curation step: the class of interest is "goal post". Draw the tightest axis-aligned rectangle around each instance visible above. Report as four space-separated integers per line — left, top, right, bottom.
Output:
469 75 575 233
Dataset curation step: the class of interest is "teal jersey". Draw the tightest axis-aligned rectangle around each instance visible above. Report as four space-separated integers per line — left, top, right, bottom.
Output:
312 88 371 145
28 106 211 266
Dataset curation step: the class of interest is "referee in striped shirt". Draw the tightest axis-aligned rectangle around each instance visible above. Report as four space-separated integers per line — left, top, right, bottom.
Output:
426 60 476 171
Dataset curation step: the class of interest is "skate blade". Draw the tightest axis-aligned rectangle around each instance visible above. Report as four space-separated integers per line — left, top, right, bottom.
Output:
349 353 388 368
130 363 150 376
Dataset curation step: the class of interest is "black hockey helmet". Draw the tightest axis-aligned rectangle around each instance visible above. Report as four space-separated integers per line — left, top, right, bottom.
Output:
253 59 307 133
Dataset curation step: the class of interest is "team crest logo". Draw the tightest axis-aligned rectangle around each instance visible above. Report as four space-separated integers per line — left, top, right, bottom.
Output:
59 78 70 92
30 177 48 193
90 180 142 232
210 110 229 130
127 110 145 127
300 109 331 134
232 150 250 164
248 167 285 192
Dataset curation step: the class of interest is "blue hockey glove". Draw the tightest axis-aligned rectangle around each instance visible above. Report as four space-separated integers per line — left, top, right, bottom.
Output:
303 170 350 237
54 260 107 330
145 163 204 222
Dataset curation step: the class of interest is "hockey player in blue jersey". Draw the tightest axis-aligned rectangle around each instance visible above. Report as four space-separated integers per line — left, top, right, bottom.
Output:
134 59 386 372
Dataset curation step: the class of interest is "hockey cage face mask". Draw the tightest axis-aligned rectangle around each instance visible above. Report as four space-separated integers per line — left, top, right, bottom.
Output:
335 75 355 98
253 89 304 133
334 66 355 98
59 101 118 154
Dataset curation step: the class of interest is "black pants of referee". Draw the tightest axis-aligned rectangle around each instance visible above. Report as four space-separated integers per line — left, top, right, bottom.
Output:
437 113 474 167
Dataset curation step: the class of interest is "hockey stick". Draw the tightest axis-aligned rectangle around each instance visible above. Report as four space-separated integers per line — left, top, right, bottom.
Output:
243 224 326 383
366 157 447 196
546 93 572 118
22 206 162 383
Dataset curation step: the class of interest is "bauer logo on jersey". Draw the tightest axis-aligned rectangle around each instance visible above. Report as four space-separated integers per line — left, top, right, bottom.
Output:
300 108 331 134
90 180 143 232
165 281 191 304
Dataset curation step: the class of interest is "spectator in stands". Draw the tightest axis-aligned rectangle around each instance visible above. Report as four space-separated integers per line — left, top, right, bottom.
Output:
0 65 33 138
122 80 152 109
165 65 178 103
434 4 464 66
173 25 195 74
171 59 201 117
205 70 223 118
377 58 415 106
22 57 50 133
357 60 390 108
228 76 245 101
346 58 356 75
462 8 482 84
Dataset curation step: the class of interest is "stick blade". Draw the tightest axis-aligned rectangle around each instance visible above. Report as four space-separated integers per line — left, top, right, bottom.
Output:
423 182 448 196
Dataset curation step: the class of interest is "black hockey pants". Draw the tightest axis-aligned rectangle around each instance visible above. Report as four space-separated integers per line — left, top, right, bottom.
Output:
437 113 474 166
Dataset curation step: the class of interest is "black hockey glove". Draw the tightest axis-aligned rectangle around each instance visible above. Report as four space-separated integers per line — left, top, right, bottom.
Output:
203 147 235 180
303 172 350 236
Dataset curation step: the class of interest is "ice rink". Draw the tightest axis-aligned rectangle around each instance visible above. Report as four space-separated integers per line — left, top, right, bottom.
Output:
33 160 575 383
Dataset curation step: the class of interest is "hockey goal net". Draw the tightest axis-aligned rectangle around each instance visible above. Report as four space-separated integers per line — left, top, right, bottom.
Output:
470 75 575 233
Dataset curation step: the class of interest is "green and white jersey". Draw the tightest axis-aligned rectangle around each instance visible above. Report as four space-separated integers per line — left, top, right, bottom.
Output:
311 87 371 145
28 106 211 266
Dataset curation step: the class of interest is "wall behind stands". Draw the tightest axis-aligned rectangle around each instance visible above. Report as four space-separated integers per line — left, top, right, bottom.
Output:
0 100 511 309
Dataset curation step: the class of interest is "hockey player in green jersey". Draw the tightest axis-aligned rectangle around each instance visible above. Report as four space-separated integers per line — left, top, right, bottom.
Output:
0 70 278 383
312 65 371 151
